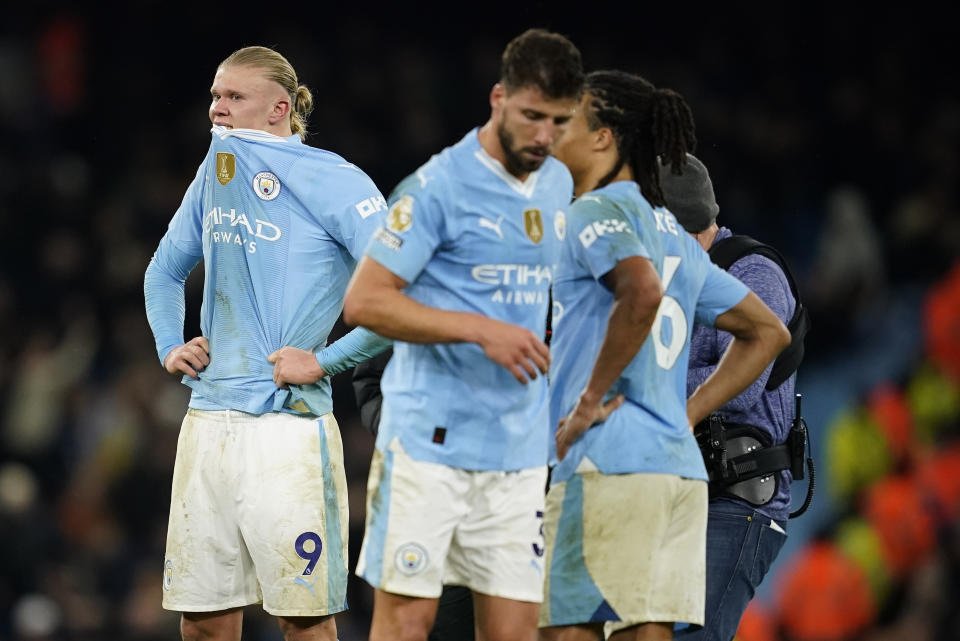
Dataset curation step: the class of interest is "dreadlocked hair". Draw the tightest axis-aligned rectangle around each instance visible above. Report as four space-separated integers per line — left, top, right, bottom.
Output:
584 71 697 206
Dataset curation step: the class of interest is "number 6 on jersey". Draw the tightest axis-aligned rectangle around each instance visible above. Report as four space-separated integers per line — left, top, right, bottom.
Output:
652 255 687 369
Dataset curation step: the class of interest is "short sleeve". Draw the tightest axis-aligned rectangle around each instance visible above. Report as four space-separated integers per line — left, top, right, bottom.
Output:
694 260 750 326
364 182 446 284
568 195 650 282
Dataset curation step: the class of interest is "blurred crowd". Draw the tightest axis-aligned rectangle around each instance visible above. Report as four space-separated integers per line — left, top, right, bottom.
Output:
735 264 960 641
0 5 957 641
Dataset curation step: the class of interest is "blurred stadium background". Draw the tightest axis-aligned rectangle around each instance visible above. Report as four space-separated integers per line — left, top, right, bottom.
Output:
0 4 957 640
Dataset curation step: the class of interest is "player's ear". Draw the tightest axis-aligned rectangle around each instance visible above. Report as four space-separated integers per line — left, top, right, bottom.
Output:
593 127 614 153
490 83 506 113
269 98 291 125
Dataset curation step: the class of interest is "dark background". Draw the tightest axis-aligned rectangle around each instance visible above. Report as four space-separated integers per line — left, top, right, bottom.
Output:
0 3 957 640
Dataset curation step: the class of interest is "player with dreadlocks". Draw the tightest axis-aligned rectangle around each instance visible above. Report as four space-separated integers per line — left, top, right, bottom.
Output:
540 70 789 641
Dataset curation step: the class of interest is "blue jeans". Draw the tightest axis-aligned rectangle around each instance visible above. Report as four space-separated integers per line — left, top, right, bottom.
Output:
675 500 786 641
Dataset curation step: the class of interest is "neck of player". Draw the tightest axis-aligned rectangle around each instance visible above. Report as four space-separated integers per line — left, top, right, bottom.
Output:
573 157 633 198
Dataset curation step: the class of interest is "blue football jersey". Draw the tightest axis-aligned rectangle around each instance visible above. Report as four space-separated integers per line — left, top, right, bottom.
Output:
549 180 749 483
365 129 573 471
145 126 387 416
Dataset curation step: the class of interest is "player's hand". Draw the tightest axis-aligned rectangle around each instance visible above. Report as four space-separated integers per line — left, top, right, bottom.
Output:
163 336 210 379
268 347 327 388
476 318 550 385
555 393 625 461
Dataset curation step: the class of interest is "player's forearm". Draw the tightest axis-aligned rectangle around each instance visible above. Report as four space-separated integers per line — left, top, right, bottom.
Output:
687 324 789 426
581 294 658 405
316 327 394 376
344 284 487 345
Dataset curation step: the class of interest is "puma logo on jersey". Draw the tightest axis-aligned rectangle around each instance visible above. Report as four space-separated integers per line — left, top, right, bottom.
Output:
478 215 505 239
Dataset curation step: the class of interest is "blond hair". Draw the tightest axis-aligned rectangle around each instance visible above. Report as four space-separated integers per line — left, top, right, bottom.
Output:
219 46 313 140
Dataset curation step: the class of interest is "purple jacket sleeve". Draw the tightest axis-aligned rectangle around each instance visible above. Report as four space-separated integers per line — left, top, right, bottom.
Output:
686 254 794 412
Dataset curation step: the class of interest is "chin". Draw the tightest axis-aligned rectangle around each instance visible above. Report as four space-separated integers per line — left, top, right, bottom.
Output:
520 153 547 170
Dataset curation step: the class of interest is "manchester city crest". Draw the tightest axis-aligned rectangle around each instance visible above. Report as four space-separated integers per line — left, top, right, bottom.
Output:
163 559 174 591
554 209 566 241
216 153 235 185
253 171 281 201
524 208 543 244
395 542 428 576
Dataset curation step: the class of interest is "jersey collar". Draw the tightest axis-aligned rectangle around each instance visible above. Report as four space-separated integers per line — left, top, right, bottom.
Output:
211 125 299 144
471 130 541 199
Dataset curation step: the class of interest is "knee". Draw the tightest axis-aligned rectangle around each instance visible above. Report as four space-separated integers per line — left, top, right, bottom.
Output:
277 615 337 641
180 617 202 641
180 616 217 641
370 617 433 641
180 610 241 641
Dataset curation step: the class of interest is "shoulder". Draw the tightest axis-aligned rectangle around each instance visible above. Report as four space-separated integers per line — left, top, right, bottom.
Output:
730 251 786 277
729 251 794 311
295 145 383 198
298 143 367 176
728 246 791 292
570 189 624 219
389 153 453 206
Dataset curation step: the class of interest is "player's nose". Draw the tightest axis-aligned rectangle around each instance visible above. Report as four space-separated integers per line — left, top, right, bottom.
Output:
533 121 555 147
211 97 229 115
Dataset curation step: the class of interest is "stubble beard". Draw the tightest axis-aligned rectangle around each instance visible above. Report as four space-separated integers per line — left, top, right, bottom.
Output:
497 120 547 177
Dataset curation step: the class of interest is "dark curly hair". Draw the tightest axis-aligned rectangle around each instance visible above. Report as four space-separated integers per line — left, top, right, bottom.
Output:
500 28 584 100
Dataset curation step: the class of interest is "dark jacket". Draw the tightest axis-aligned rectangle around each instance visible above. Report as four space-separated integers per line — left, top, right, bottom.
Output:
351 348 393 437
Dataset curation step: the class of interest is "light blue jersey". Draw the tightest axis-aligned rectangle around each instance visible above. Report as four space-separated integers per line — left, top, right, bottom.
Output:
549 181 749 483
365 129 573 471
145 126 388 416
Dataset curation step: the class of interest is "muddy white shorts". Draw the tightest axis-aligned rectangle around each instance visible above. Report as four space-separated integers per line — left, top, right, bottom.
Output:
539 471 707 632
162 409 349 617
356 438 547 602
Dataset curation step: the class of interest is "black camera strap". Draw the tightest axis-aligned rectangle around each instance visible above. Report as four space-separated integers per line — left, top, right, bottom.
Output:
708 235 810 390
696 395 815 518
722 444 792 483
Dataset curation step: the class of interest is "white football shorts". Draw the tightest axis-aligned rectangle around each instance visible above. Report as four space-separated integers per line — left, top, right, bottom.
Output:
162 409 349 617
356 438 547 602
